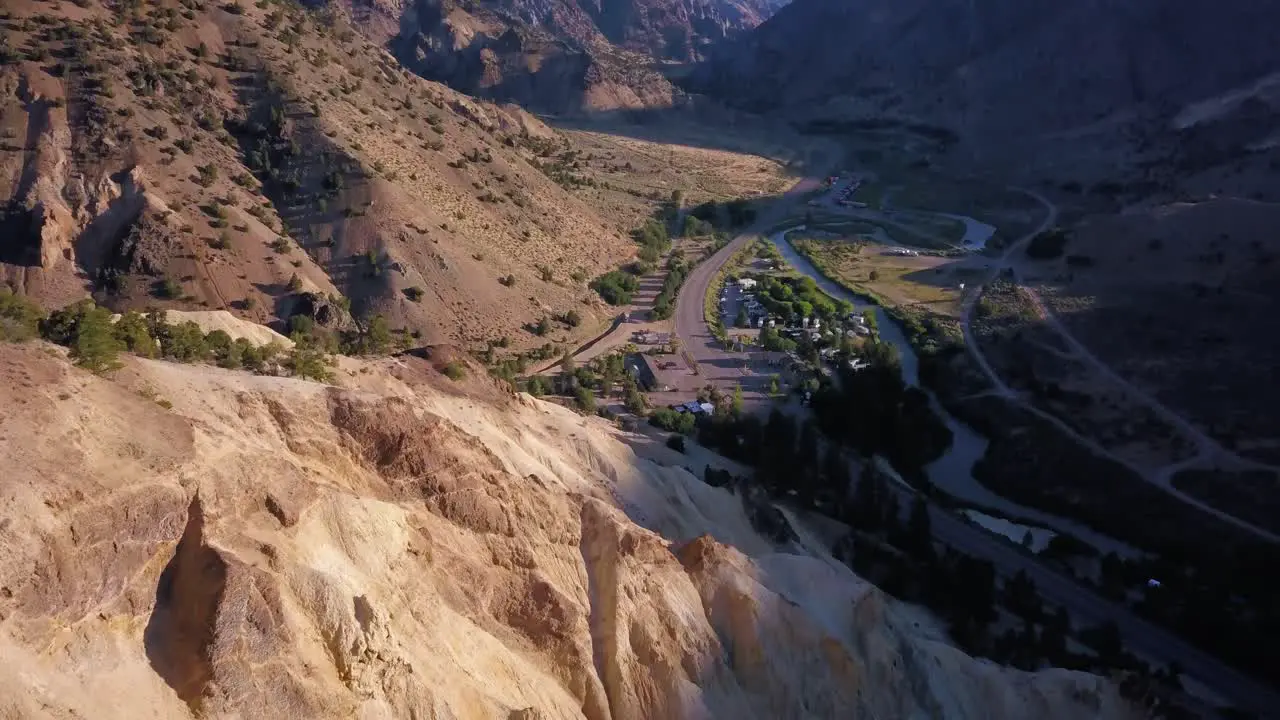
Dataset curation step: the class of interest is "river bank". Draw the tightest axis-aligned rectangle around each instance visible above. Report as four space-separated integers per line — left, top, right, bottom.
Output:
767 227 1142 557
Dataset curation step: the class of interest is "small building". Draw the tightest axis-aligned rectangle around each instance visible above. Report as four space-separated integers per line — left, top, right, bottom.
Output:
638 331 671 346
737 277 758 290
625 353 658 391
675 401 714 416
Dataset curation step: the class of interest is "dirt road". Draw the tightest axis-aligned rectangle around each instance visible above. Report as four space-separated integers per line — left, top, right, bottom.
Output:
958 190 1280 542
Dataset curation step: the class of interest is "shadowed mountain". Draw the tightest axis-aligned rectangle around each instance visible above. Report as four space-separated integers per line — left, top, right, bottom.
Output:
343 0 788 112
687 0 1280 183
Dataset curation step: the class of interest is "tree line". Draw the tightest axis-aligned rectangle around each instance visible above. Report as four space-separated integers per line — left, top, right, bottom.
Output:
1 289 408 383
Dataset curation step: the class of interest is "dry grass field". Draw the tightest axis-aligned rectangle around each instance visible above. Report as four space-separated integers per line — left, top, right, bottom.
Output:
554 126 794 231
791 234 973 316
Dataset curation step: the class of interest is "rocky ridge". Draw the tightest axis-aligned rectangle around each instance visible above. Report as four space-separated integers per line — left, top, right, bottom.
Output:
374 0 787 112
0 0 635 350
0 333 1139 719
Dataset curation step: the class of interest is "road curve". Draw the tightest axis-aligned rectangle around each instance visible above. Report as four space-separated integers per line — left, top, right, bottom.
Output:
672 180 1280 714
960 192 1280 542
673 176 824 385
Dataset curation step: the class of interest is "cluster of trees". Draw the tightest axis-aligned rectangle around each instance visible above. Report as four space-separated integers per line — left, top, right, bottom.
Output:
526 352 642 416
689 198 757 230
1 294 311 378
651 253 691 320
591 213 678 305
682 214 714 237
591 270 640 306
633 218 671 268
1026 227 1068 259
810 342 952 478
751 274 850 325
684 387 1058 667
1099 540 1280 688
1 289 413 384
757 325 795 352
649 406 697 434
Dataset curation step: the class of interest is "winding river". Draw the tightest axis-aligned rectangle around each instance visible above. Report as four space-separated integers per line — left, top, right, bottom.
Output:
767 227 1140 557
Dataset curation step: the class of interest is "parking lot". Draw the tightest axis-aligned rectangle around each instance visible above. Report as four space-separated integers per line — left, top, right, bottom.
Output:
718 282 746 327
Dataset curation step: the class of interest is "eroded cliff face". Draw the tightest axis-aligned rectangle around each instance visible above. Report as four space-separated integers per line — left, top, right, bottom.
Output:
376 0 785 112
0 340 1137 719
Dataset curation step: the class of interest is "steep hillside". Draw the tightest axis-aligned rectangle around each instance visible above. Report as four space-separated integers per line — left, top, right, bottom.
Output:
375 0 787 112
0 337 1140 719
0 0 638 351
691 0 1280 182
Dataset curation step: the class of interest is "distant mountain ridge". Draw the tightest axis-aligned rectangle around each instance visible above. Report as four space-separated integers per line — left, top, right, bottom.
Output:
688 0 1280 179
351 0 788 111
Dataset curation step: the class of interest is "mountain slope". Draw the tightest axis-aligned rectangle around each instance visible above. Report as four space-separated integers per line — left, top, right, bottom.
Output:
374 0 787 111
691 0 1280 179
0 338 1140 719
0 0 634 350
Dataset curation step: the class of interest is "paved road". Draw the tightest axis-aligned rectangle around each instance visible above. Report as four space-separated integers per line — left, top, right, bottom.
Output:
929 506 1280 717
671 179 1280 714
672 175 824 391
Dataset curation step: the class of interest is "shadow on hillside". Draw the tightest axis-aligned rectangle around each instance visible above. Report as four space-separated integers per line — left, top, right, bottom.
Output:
898 263 972 291
544 103 832 176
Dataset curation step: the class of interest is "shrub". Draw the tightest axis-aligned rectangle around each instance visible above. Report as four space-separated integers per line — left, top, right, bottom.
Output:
525 375 548 396
624 387 646 415
561 309 582 327
590 270 640 305
287 273 303 292
1026 228 1068 259
156 277 183 299
528 316 551 336
0 287 46 342
666 434 686 453
196 163 218 187
403 286 424 302
113 310 155 356
43 300 122 373
649 407 696 434
498 274 517 287
443 360 466 381
574 386 597 413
